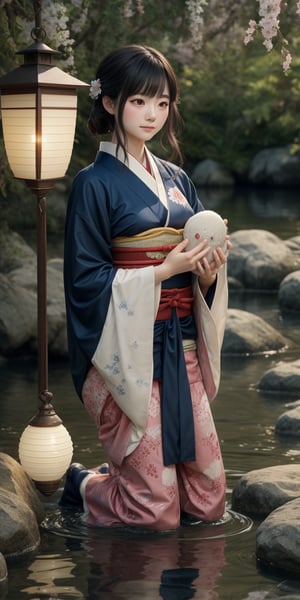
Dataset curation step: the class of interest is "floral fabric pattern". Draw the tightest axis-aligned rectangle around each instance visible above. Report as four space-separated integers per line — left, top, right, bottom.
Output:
167 186 189 206
82 349 226 530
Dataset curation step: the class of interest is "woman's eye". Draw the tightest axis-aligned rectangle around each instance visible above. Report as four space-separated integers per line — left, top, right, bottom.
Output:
132 98 144 105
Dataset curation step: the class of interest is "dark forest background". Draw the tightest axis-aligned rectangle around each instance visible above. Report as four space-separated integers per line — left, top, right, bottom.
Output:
1 0 300 233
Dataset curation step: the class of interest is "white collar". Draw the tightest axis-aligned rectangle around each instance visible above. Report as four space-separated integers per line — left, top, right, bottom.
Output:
99 141 169 218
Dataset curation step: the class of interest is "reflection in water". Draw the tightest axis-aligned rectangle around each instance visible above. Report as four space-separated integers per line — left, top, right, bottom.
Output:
13 526 225 599
247 187 300 220
27 507 251 600
160 569 199 600
53 521 226 600
85 533 223 599
23 553 84 599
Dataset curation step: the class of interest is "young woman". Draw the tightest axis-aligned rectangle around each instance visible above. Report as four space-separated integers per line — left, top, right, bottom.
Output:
60 45 229 530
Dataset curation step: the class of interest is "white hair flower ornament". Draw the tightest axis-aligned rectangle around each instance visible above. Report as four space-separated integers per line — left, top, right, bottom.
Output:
89 79 102 100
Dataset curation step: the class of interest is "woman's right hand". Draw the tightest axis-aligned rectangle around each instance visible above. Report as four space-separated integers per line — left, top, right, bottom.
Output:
154 238 210 284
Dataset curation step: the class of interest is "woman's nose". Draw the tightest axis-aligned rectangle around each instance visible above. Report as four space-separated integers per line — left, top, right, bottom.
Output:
145 103 156 120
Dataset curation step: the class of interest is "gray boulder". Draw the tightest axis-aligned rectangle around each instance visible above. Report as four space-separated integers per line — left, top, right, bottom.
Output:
256 498 300 576
0 454 45 524
0 552 8 596
285 234 300 254
0 553 7 581
0 273 36 354
0 229 36 274
0 228 68 358
257 359 300 396
278 270 300 312
191 158 234 187
222 308 288 354
0 490 41 559
248 146 300 187
0 453 45 559
228 229 300 289
276 403 300 437
232 464 300 518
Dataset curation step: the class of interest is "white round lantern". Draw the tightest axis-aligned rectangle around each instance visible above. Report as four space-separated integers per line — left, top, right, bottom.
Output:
19 402 73 496
183 210 227 262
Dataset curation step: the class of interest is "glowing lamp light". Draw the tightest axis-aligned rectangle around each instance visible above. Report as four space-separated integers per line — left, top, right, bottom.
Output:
0 1 88 495
0 41 86 194
19 392 73 496
1 86 78 183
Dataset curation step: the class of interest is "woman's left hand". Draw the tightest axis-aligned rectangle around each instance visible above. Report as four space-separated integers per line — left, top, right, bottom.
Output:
195 245 224 277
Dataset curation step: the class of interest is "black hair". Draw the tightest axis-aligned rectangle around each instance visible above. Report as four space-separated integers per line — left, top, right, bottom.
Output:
88 45 183 164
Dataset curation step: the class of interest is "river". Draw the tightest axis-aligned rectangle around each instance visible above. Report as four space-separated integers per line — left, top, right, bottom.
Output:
1 185 300 599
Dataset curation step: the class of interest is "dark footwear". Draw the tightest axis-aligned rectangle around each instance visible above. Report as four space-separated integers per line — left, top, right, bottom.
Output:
180 511 203 526
98 462 109 474
59 462 91 510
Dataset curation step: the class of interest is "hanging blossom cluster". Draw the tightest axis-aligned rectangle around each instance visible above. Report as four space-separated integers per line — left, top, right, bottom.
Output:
18 0 88 71
185 0 208 49
244 0 298 73
123 0 208 50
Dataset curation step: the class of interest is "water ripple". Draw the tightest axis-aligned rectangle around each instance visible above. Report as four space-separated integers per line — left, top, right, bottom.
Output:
178 508 253 540
41 506 252 542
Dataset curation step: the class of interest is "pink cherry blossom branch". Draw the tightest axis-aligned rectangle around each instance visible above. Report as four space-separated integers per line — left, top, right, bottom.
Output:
244 0 293 73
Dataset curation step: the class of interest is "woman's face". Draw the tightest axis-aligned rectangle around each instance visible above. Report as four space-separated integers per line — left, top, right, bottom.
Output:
120 85 170 152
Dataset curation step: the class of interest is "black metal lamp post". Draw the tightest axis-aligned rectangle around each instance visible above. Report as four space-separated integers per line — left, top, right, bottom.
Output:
0 1 88 495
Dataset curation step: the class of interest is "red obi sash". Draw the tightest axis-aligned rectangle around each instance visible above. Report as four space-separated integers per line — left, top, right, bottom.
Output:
112 244 176 267
112 245 195 320
157 287 194 320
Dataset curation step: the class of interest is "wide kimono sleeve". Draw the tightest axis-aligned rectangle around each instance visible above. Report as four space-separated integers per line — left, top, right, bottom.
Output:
64 167 161 441
193 264 228 403
64 169 115 399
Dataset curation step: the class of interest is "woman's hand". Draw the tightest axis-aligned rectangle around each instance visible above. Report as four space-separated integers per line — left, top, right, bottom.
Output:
154 237 210 284
154 218 232 287
195 219 232 295
195 247 225 295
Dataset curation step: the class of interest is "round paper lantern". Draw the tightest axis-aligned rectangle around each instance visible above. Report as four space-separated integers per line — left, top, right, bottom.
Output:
183 210 227 262
19 421 73 496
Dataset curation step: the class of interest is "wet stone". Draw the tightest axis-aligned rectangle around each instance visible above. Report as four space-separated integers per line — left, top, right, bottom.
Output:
231 464 300 518
256 497 300 576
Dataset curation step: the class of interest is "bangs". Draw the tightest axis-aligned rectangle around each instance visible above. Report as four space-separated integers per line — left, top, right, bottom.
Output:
125 59 176 100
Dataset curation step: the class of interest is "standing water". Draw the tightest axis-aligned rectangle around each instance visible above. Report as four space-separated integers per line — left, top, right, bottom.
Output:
1 186 300 599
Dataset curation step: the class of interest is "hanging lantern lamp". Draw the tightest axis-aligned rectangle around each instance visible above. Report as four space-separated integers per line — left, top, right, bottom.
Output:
0 1 88 495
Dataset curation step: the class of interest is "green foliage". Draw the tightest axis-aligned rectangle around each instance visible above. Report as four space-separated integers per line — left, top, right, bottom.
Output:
68 0 300 178
1 0 300 234
179 35 300 177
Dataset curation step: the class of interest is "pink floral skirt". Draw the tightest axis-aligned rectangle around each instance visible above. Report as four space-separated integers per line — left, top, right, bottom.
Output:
82 350 226 530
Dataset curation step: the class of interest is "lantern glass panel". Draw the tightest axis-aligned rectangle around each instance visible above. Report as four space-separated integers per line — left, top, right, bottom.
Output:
41 93 77 179
1 92 78 181
1 93 36 179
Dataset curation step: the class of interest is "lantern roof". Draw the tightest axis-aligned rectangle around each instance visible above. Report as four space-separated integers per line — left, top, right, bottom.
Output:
0 41 88 91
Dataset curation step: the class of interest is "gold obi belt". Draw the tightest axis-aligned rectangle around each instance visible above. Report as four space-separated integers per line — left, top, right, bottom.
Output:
112 228 195 320
112 227 183 265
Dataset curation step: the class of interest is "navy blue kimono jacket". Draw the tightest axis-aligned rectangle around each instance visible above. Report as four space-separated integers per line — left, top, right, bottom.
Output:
64 146 221 465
